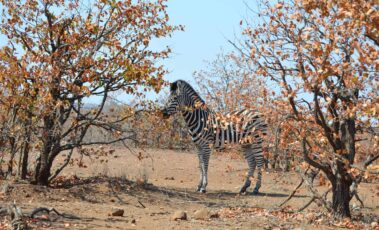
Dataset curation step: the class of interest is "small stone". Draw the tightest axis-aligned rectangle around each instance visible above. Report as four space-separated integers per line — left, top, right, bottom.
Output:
164 177 175 180
371 222 378 228
194 208 211 220
111 208 124 217
210 211 219 218
171 211 187 221
131 219 136 224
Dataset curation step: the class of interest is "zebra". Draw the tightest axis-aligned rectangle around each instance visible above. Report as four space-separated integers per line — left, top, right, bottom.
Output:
161 80 267 194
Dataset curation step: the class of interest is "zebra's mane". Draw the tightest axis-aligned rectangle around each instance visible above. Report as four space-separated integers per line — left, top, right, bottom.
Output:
171 80 205 104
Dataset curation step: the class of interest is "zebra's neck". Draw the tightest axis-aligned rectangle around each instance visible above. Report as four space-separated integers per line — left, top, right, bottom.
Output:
182 107 212 139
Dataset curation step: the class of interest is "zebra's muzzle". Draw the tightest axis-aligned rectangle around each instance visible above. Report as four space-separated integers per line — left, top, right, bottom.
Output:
161 109 170 119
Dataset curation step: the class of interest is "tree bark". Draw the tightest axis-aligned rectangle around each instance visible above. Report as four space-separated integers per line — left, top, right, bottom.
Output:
329 118 356 218
331 171 352 218
6 137 16 177
20 142 30 179
340 118 355 164
34 158 52 186
33 113 60 186
34 143 60 185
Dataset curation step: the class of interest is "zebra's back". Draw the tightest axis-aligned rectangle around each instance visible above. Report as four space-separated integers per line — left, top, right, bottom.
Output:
211 109 267 149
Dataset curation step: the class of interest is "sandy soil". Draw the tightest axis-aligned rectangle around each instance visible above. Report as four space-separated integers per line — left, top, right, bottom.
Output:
1 147 378 229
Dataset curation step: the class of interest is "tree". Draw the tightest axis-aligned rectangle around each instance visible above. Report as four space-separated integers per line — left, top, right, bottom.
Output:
0 0 181 185
236 0 378 218
194 51 266 113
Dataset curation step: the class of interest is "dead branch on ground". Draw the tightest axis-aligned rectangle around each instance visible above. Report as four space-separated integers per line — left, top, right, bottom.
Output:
28 207 80 220
278 167 309 207
297 170 332 212
5 202 28 230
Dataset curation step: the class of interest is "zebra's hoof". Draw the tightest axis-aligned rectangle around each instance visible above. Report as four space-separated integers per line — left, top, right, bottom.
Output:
199 189 206 193
252 190 259 195
239 189 247 195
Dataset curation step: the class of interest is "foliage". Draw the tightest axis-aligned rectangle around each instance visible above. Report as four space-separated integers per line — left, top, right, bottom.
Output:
236 0 379 218
0 0 181 185
120 103 192 150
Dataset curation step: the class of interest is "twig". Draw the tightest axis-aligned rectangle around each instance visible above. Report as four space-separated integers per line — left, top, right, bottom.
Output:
137 200 146 208
350 180 364 207
298 197 315 212
48 148 74 183
351 164 379 174
353 193 364 207
298 169 332 212
298 188 331 212
279 168 309 207
364 152 379 167
29 207 80 220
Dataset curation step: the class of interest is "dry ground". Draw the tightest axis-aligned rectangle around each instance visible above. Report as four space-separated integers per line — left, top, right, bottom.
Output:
1 147 378 229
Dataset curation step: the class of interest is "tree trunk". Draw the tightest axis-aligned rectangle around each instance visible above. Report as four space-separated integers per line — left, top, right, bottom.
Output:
34 145 60 186
33 113 60 186
20 142 30 179
340 118 355 164
34 159 52 186
331 173 352 218
329 117 356 218
284 149 290 172
6 137 16 177
20 112 33 179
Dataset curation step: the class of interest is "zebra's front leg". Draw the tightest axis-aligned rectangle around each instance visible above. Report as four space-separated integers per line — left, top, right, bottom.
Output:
197 145 211 193
197 154 204 192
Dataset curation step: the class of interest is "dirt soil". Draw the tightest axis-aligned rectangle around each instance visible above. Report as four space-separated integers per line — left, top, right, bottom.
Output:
1 147 379 229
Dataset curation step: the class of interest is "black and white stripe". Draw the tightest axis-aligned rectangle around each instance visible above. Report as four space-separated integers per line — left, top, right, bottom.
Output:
162 80 267 194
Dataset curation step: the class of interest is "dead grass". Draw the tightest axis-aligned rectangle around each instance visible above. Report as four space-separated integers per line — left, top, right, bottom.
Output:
1 147 378 229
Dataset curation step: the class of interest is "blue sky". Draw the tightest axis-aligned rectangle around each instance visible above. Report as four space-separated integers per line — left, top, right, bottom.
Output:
154 0 252 85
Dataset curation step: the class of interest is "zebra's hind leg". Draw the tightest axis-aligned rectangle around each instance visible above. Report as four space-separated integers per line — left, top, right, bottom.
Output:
252 140 264 194
252 167 262 194
240 145 256 194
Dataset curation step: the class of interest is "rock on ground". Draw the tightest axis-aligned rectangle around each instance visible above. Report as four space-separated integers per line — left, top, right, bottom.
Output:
111 208 124 217
171 210 187 221
194 208 219 220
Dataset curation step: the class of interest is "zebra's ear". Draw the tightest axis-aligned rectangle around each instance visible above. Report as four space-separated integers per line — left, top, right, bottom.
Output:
170 82 178 92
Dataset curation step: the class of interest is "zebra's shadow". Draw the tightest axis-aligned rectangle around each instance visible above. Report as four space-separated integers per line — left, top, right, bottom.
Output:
205 190 307 198
140 184 307 201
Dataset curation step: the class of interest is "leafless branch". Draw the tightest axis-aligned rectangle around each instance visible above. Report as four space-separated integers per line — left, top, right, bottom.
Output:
364 152 379 167
279 167 309 207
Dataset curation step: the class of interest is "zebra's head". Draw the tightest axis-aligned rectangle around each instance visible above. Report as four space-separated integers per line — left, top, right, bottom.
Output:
161 80 204 119
161 81 182 119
